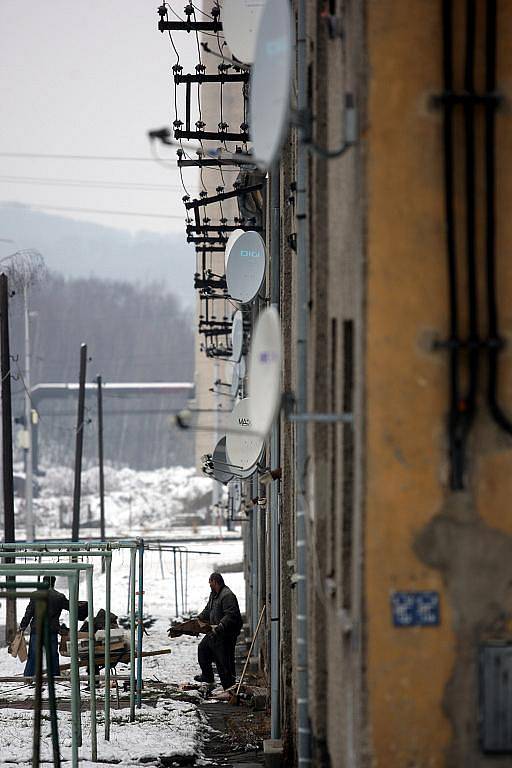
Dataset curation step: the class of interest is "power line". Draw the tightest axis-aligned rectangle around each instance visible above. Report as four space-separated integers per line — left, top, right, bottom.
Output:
0 202 188 220
0 151 173 162
0 174 191 193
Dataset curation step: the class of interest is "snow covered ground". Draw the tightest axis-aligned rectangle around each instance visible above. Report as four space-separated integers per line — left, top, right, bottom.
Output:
0 466 244 766
17 464 227 540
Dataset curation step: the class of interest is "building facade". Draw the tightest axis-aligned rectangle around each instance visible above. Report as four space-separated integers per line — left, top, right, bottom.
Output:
191 1 512 765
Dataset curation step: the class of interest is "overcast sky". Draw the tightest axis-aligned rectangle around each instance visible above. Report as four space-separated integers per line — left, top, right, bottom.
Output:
0 1 199 237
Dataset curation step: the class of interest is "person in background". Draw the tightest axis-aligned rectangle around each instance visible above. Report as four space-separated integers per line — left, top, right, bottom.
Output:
194 572 243 689
19 576 70 677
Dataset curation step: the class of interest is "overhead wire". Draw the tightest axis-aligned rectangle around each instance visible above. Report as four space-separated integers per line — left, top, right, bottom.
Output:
0 174 184 193
0 202 188 220
0 152 159 162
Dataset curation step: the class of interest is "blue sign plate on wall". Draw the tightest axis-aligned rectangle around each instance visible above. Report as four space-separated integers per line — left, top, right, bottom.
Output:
391 591 440 627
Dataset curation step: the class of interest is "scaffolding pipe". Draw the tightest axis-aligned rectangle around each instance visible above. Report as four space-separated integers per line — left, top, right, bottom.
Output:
270 164 281 740
0 567 81 768
173 548 179 617
136 538 144 708
85 568 97 761
104 552 111 740
129 546 136 721
0 552 113 745
296 0 312 762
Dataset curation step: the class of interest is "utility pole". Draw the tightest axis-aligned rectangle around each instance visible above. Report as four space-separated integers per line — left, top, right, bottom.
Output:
71 343 87 542
212 361 223 528
97 375 106 570
0 273 16 640
24 283 34 541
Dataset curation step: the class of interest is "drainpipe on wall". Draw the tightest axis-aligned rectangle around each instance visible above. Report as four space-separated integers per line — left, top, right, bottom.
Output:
252 475 259 640
296 0 312 763
270 165 281 739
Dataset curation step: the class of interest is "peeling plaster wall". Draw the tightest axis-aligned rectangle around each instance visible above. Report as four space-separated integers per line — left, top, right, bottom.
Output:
365 1 512 766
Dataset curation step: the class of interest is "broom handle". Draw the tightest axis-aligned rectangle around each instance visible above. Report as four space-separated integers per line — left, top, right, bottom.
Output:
235 605 266 696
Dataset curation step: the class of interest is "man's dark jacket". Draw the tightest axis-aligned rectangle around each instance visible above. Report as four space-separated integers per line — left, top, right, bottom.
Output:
198 585 243 636
20 588 70 634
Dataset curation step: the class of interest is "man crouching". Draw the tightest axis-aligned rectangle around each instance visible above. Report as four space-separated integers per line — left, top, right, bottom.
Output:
194 572 243 689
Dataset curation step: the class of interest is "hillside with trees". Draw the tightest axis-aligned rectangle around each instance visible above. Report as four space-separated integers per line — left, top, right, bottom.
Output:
8 273 195 470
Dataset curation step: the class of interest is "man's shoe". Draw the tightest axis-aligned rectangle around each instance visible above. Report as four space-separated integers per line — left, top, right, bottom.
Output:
194 674 214 684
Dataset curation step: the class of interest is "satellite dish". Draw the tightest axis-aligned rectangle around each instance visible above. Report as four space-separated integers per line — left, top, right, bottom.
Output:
224 228 244 271
248 306 282 436
230 355 247 398
222 0 265 64
231 310 244 362
250 0 293 166
226 231 266 303
230 478 243 515
231 363 240 398
211 436 235 484
226 398 264 472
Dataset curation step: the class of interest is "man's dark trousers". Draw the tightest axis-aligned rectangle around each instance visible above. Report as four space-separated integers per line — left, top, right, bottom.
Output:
24 632 60 677
198 632 237 689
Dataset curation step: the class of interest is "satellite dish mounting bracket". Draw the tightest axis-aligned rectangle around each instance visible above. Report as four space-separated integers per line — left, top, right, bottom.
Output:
282 392 353 424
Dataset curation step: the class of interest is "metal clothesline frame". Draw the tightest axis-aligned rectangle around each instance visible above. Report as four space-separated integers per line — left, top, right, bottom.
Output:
0 539 146 751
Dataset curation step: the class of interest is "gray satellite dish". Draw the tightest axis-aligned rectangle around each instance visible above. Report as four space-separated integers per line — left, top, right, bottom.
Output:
222 0 265 64
230 355 247 398
224 228 244 272
248 306 282 436
225 397 264 472
226 231 266 303
211 436 235 484
250 0 293 167
231 310 244 362
231 363 240 398
230 478 243 515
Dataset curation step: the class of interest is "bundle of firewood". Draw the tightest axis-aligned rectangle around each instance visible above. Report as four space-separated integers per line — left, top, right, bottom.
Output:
167 618 212 638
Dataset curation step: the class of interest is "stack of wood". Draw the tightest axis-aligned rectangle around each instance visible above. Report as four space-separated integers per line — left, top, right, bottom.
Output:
167 618 212 637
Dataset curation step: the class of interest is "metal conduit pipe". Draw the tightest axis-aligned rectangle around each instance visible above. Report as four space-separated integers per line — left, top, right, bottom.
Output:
463 0 479 423
484 0 512 434
441 0 463 489
270 164 281 740
296 0 312 763
252 496 259 642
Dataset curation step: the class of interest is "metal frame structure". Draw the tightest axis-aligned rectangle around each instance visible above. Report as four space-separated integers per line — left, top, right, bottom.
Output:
0 539 146 764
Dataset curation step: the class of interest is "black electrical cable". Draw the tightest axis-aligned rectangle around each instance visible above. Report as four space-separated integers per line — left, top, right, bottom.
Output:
484 0 512 433
442 0 464 489
463 0 479 417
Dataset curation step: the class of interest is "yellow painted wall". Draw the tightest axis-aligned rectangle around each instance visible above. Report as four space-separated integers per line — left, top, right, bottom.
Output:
366 1 512 765
366 3 456 764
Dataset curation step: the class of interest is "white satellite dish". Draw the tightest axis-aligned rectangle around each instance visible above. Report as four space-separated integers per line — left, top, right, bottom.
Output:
250 0 293 166
222 0 265 64
211 436 235 484
248 306 282 436
226 397 264 472
224 228 244 272
231 363 240 398
226 231 266 303
230 355 247 398
231 310 244 362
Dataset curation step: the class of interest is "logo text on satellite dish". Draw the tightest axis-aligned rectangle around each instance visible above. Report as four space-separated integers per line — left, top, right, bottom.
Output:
265 37 288 57
258 351 279 364
240 249 261 259
239 417 251 426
